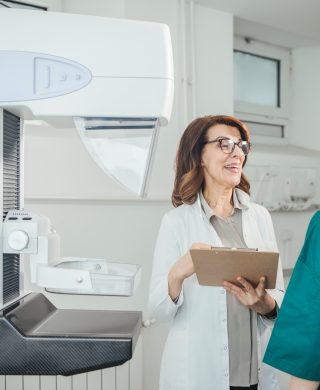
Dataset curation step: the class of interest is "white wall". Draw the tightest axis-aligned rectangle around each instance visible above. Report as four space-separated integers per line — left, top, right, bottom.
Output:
290 46 320 152
194 5 233 116
62 0 125 17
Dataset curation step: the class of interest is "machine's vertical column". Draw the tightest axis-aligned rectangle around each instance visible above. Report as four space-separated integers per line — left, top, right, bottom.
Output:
1 109 22 306
0 108 3 309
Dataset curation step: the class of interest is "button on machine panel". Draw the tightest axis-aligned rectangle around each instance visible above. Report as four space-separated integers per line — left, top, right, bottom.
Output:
34 56 91 97
0 50 92 102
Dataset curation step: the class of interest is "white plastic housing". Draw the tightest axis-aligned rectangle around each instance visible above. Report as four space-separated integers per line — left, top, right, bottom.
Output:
45 258 142 296
0 9 174 127
3 211 141 296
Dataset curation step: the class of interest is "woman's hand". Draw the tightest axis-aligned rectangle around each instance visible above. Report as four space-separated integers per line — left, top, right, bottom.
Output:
168 242 211 302
223 276 276 315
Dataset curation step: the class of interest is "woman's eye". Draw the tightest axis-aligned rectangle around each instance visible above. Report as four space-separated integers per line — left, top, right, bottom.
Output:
221 142 231 149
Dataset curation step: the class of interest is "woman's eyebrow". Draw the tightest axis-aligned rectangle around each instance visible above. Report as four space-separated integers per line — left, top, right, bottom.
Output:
215 136 242 141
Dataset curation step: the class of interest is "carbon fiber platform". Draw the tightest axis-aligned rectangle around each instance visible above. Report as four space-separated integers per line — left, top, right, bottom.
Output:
0 293 142 375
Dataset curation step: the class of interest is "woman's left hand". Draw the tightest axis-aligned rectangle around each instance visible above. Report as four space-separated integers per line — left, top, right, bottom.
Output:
223 276 276 315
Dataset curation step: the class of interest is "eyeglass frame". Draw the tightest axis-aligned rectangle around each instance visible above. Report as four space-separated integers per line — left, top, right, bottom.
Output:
202 137 251 156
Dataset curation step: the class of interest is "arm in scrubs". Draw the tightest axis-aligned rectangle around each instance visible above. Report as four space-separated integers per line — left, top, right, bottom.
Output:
263 211 320 383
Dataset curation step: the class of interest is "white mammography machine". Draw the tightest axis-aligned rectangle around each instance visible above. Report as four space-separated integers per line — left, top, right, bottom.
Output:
0 9 173 375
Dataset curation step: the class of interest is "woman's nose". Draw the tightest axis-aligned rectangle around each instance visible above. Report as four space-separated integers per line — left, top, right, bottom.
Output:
232 144 245 157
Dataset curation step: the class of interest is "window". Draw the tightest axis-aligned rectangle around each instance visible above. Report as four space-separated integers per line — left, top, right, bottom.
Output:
234 36 290 142
234 51 280 107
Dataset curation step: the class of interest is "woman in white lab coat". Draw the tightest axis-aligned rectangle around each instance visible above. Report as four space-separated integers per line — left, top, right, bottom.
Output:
148 115 284 390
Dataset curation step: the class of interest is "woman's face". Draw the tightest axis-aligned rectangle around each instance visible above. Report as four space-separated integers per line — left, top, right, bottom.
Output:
201 124 246 190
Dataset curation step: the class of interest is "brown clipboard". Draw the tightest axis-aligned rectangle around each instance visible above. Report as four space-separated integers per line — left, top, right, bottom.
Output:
190 248 279 289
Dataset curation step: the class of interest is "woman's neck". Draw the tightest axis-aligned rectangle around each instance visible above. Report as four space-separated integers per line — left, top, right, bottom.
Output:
203 186 234 219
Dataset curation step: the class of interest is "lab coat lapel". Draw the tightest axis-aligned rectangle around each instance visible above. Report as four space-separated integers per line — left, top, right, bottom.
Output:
242 207 265 250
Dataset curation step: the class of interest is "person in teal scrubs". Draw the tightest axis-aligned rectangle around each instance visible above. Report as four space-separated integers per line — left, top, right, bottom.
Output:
263 211 320 390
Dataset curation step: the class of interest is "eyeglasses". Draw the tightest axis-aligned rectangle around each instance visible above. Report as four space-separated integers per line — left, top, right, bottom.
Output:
204 137 251 156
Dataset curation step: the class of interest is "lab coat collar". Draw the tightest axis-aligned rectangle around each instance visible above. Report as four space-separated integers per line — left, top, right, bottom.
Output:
197 188 249 221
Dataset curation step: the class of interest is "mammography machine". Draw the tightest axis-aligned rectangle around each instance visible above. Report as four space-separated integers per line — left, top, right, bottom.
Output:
0 8 173 375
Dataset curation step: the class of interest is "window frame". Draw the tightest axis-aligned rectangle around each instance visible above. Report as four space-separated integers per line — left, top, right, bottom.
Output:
237 112 288 146
234 36 290 123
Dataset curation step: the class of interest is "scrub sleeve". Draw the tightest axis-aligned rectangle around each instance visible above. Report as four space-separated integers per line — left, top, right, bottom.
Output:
263 211 320 382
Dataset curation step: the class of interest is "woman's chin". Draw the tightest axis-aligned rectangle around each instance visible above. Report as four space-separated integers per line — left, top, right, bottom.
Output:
223 177 241 188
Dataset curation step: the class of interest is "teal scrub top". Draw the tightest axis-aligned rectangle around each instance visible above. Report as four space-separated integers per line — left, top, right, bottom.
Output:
263 211 320 381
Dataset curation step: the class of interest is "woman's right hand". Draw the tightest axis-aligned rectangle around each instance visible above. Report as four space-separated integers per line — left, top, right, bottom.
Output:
168 243 211 302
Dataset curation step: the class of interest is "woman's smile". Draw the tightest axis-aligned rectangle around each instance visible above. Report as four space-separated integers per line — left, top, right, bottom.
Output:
224 163 241 174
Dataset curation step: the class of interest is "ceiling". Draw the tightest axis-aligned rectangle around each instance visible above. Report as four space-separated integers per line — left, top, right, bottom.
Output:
196 0 320 47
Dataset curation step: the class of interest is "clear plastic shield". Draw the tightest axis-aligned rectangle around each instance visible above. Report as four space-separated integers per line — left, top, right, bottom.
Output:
74 117 159 197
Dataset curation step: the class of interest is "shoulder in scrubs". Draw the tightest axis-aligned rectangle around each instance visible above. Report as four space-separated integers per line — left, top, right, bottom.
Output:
263 211 320 381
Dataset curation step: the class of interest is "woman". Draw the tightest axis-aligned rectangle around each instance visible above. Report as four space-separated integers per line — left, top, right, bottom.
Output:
264 212 320 390
148 115 284 390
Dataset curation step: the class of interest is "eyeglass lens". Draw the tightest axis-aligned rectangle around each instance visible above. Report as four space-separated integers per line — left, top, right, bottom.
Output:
220 139 250 155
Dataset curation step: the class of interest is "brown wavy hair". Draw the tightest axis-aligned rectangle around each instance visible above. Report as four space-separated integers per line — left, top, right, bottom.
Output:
172 115 251 207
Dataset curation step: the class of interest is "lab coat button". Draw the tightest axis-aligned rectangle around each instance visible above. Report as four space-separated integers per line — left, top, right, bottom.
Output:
224 373 229 377
220 289 225 295
224 345 228 351
222 318 227 322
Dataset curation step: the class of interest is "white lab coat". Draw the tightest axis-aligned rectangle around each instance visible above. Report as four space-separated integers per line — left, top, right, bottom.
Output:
148 189 285 390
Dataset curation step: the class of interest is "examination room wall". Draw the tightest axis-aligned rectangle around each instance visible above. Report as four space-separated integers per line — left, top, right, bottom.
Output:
3 0 320 390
